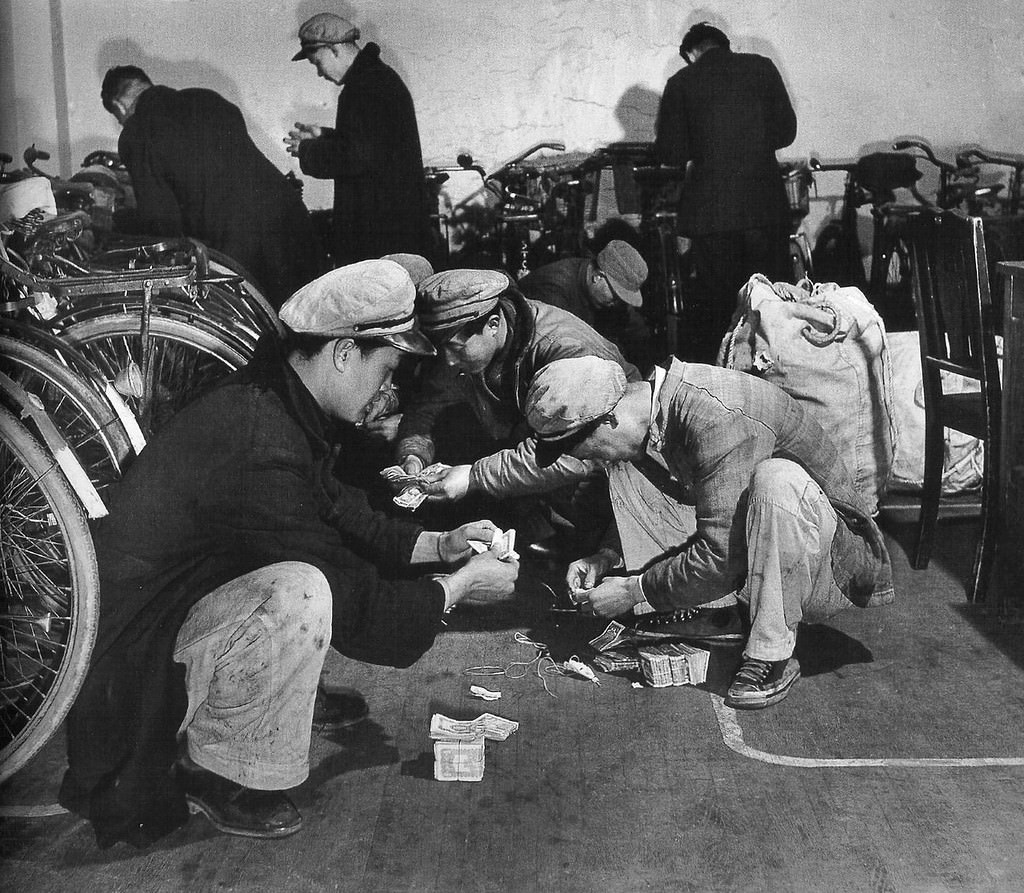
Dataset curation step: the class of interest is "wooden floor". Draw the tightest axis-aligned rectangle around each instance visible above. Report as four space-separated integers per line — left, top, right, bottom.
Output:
3 513 1024 892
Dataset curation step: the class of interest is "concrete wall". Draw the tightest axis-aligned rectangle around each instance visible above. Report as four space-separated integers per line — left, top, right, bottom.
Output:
3 0 1023 239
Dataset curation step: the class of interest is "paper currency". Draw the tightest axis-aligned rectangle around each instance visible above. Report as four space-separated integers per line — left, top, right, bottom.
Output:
380 463 451 512
469 685 502 701
429 712 519 742
433 738 485 782
588 620 631 653
637 643 710 687
467 527 519 562
591 650 641 673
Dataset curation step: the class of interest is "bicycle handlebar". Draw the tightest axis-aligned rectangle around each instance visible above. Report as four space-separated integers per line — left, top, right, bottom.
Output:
955 146 1024 171
808 157 856 173
891 140 962 174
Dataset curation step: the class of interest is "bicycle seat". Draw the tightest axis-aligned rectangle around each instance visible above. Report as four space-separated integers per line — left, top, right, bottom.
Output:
31 210 91 239
855 153 922 193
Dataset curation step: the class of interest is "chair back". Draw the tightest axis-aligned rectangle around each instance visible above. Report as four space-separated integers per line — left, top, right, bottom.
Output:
908 210 1001 402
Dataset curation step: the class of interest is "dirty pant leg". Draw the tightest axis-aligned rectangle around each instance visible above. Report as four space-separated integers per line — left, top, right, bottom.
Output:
173 561 333 790
607 462 733 612
742 458 854 662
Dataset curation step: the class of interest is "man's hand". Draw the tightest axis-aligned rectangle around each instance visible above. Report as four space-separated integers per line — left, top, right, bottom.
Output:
284 122 322 156
363 414 401 441
577 575 642 618
401 454 425 476
445 552 519 608
439 520 498 563
565 548 622 594
420 463 471 502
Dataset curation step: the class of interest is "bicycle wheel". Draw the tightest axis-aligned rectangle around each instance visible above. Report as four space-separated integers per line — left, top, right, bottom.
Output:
0 404 100 783
204 248 283 338
60 312 251 436
0 335 133 496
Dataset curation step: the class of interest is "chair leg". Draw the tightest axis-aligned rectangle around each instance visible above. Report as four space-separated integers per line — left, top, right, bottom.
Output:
914 413 945 569
968 439 1000 604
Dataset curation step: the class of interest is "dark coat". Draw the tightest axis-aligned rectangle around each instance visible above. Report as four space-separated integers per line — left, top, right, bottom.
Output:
117 85 326 308
654 47 797 235
59 337 446 848
297 43 432 264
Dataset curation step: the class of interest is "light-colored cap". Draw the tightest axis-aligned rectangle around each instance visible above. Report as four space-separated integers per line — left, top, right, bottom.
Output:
596 239 648 307
292 13 360 61
279 259 434 355
526 357 629 466
417 269 511 336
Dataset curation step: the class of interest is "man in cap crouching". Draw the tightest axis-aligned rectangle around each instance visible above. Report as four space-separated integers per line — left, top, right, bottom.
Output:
61 260 518 847
396 268 642 555
523 356 894 710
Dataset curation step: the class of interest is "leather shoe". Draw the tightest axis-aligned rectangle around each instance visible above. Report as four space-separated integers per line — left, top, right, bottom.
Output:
175 758 302 839
313 683 369 731
631 604 745 643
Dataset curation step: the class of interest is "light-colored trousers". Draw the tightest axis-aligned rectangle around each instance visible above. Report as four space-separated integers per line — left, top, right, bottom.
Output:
173 561 333 790
608 457 853 662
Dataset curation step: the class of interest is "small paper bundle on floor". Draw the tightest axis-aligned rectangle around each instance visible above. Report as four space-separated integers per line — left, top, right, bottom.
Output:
637 643 709 688
430 713 520 782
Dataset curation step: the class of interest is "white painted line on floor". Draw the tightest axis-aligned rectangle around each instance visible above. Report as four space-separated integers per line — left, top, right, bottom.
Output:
711 693 1024 768
0 803 68 817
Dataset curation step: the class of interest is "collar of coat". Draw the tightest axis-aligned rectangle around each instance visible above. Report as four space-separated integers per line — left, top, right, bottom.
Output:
343 41 384 85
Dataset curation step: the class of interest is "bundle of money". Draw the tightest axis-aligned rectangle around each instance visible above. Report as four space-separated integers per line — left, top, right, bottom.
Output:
429 712 519 742
433 738 485 782
637 642 709 688
591 649 641 673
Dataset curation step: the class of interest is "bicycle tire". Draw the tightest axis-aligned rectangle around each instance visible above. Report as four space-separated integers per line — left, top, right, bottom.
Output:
0 335 133 495
0 403 100 783
203 248 283 338
59 312 251 436
813 222 867 287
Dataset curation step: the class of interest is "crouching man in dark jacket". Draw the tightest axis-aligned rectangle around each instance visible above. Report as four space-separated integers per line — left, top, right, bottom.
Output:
60 260 518 848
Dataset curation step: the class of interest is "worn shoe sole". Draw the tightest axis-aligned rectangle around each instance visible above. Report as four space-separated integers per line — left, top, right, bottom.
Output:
186 794 303 839
725 659 801 710
313 700 370 732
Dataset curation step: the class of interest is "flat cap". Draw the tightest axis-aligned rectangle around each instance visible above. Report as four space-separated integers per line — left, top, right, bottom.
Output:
292 13 360 61
525 357 628 465
279 259 434 355
417 269 511 336
382 253 435 286
596 239 648 307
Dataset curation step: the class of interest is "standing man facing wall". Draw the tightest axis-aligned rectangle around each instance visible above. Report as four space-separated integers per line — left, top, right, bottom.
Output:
654 22 797 363
286 12 434 266
101 66 326 310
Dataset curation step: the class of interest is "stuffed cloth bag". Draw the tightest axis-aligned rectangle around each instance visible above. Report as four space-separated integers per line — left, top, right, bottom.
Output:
719 274 897 514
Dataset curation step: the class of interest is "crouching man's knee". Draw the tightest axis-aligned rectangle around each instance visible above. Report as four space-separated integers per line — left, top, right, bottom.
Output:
256 561 333 653
749 458 812 507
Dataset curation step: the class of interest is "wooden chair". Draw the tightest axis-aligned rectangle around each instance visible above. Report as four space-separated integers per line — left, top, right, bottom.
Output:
907 210 1002 602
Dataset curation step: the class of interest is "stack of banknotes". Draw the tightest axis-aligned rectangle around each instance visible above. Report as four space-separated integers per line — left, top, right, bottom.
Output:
430 713 519 782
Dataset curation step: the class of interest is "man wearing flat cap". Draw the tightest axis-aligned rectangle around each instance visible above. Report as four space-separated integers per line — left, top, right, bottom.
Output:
61 260 518 848
395 268 642 553
285 12 434 265
517 239 655 369
523 355 894 709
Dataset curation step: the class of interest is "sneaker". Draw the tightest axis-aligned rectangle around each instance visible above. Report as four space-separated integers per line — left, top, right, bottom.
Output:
631 604 745 643
175 759 302 839
313 684 369 731
725 656 801 709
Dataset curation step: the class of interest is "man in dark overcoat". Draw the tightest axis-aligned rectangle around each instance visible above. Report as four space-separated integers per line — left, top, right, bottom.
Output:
101 65 326 308
286 13 433 265
654 22 797 362
59 260 517 847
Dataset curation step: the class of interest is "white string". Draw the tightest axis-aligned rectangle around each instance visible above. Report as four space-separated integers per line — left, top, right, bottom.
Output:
464 632 569 697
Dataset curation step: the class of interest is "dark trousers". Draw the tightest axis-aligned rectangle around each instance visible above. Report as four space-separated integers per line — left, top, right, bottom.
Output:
682 225 789 363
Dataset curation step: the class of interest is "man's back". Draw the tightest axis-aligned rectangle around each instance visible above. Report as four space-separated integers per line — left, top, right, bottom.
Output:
655 47 796 234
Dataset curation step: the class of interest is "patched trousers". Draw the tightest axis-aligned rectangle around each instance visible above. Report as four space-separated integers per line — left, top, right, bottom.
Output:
173 561 333 790
609 457 854 661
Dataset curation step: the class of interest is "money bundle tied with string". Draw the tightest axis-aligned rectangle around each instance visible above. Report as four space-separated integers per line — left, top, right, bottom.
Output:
430 713 519 782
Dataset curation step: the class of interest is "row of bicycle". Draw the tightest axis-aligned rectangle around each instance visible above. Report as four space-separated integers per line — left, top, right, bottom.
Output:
0 169 282 781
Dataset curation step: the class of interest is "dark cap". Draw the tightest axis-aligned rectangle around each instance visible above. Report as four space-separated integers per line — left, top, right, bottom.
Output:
417 269 511 336
525 357 628 466
596 240 647 307
382 253 435 286
292 13 360 61
279 259 435 356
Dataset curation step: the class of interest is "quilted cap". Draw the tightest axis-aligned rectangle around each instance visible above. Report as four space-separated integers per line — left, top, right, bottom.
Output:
417 269 511 335
596 240 648 307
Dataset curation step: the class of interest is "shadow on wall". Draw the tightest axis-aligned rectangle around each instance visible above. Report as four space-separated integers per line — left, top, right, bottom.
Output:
614 85 660 143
